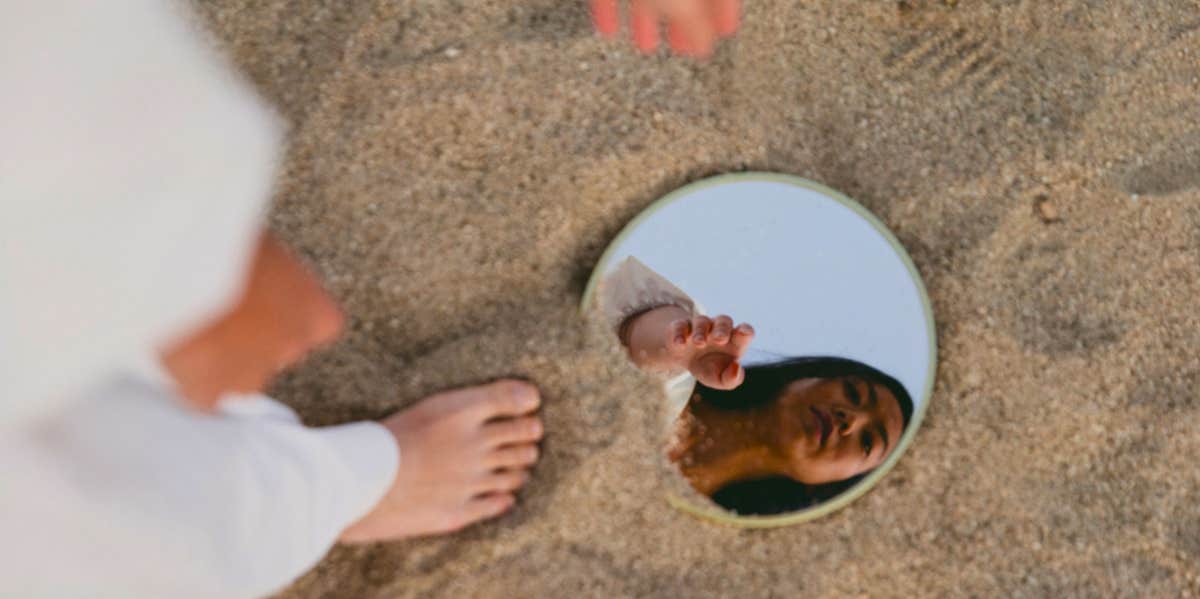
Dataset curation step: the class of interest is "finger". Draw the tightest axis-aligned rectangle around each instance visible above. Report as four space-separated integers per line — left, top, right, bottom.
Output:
471 380 541 421
630 0 659 53
484 416 543 446
730 323 755 350
476 470 531 494
488 444 541 469
666 21 692 55
685 18 717 57
669 319 691 352
664 6 716 57
590 0 620 36
459 493 516 528
693 353 733 389
711 0 740 37
710 315 734 344
719 361 745 389
691 315 713 347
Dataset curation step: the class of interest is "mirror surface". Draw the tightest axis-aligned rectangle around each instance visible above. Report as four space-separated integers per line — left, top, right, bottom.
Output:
583 173 935 524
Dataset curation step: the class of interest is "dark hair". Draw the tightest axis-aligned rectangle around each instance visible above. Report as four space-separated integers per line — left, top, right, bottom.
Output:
695 356 914 516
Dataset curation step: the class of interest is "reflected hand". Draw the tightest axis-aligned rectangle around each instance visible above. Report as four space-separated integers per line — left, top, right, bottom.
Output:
667 315 754 390
590 0 741 58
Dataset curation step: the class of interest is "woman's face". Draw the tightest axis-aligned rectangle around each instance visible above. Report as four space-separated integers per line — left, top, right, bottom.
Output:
774 376 905 485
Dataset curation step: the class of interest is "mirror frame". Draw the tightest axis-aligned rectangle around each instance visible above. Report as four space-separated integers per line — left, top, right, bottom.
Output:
580 172 937 528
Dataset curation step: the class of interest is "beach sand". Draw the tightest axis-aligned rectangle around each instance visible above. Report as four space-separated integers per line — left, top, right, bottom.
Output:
191 1 1200 596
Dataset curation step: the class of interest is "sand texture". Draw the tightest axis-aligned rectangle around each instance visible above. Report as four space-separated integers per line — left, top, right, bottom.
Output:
190 1 1200 596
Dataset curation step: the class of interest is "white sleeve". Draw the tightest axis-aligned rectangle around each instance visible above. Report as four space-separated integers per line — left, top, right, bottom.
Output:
597 256 700 335
0 373 399 599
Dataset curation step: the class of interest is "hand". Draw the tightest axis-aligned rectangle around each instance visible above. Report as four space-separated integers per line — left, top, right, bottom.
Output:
668 315 754 390
590 0 741 57
339 380 543 542
620 305 754 389
161 232 344 410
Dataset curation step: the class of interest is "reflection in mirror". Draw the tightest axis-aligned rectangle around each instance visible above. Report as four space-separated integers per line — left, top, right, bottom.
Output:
589 174 934 520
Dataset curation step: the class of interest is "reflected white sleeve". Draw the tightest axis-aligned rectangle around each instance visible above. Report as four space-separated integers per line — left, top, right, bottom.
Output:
0 374 398 599
598 256 700 334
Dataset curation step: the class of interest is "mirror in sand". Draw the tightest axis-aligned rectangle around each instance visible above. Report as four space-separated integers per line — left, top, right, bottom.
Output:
583 173 935 525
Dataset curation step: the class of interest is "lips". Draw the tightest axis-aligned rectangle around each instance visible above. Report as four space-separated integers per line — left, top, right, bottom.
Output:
810 406 832 448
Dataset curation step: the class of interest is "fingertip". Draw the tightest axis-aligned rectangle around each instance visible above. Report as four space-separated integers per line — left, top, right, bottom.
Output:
715 0 740 37
666 22 692 55
636 34 660 54
711 317 733 343
723 362 743 388
590 0 620 36
631 1 659 52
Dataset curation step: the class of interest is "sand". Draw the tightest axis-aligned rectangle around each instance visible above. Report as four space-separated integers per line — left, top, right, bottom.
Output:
189 1 1200 596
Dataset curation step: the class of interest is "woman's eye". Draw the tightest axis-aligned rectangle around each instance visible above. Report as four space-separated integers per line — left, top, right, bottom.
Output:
843 380 862 406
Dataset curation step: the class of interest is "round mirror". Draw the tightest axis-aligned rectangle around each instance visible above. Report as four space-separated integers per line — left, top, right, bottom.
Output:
582 173 935 527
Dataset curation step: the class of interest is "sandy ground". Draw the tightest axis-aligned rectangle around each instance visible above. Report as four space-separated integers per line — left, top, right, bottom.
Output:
190 1 1200 596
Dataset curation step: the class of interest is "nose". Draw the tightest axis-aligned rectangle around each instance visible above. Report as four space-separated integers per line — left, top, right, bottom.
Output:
833 407 869 436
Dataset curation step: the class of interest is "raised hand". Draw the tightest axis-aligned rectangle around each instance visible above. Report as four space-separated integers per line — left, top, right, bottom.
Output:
620 305 754 390
667 314 754 390
590 0 741 58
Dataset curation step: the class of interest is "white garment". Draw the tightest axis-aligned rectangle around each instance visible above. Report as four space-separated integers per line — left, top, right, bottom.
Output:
598 257 700 419
1 1 398 597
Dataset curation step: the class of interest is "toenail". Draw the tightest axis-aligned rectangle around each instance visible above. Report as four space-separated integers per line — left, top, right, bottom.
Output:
510 383 538 406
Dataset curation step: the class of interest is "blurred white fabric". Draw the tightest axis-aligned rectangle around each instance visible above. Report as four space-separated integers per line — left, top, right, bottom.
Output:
0 1 397 596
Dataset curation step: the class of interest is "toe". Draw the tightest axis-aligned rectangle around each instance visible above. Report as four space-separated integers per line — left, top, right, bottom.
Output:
484 416 543 446
471 379 540 420
478 470 530 494
488 444 540 469
461 493 516 527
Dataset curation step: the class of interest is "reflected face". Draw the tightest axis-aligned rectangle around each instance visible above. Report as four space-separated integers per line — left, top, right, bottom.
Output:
775 377 905 485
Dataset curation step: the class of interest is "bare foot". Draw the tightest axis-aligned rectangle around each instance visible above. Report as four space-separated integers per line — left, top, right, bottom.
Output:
622 306 754 390
339 380 543 542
